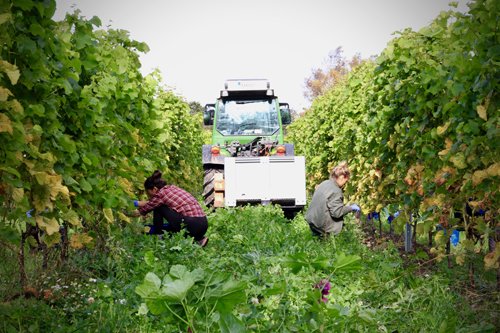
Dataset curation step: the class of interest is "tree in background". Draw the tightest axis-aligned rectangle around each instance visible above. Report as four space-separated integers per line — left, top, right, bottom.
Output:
189 101 203 115
304 47 363 101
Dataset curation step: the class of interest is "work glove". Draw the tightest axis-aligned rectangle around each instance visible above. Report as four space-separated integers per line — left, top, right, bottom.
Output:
133 200 139 207
350 204 361 212
450 229 460 247
387 211 400 223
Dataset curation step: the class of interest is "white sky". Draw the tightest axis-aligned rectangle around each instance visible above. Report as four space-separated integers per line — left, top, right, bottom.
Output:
54 0 469 111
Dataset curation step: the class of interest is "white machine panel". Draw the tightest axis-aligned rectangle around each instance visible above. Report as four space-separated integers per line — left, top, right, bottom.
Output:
224 156 306 207
225 79 269 91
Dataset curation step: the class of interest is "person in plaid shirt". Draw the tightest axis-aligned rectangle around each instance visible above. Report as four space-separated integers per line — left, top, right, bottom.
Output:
133 170 208 247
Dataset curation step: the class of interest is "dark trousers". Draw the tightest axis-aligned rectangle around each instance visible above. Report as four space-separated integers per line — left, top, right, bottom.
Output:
151 205 208 241
309 223 330 239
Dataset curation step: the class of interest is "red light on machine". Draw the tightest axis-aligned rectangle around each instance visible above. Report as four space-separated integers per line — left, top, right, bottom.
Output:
211 146 221 155
276 145 286 156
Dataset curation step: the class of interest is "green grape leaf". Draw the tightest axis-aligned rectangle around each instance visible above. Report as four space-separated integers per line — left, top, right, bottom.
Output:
63 210 82 227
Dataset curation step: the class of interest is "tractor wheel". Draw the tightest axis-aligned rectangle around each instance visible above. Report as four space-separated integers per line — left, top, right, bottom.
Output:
283 208 299 220
202 168 223 208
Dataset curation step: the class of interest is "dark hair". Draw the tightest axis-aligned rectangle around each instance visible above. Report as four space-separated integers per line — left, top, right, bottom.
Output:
144 170 167 190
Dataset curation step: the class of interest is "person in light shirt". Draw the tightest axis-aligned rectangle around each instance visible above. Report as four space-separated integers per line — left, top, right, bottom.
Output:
133 170 209 247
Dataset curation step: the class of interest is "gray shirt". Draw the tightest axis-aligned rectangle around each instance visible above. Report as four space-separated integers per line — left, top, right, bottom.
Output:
305 178 353 235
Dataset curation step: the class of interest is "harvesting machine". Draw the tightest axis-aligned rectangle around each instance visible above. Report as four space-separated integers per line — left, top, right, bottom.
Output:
202 79 306 218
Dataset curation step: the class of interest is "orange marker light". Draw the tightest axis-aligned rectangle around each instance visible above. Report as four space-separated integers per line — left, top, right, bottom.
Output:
211 146 221 155
276 145 286 156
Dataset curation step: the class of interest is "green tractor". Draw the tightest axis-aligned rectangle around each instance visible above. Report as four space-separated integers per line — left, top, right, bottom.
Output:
202 79 306 218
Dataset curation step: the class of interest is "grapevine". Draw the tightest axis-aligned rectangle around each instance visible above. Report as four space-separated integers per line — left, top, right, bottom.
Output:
288 0 499 267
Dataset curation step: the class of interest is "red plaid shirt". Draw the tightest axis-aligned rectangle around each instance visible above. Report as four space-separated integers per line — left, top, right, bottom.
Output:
139 185 205 217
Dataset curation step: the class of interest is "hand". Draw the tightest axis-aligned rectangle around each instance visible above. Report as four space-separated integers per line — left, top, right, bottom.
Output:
350 204 361 212
133 200 139 207
388 211 400 223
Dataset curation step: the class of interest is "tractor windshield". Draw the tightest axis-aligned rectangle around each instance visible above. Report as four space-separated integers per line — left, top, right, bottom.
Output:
216 99 280 136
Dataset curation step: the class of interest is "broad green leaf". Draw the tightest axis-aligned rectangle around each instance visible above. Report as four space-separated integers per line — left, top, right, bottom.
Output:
283 252 330 273
81 155 92 165
33 190 52 212
157 132 169 143
62 175 79 186
218 312 246 333
311 257 330 270
282 253 309 273
263 281 286 296
212 280 247 313
146 299 168 315
63 210 82 227
59 135 76 153
29 23 44 37
13 0 35 10
0 166 21 178
161 278 194 302
333 253 362 273
89 16 102 27
79 178 92 192
74 31 92 50
42 231 61 248
190 268 205 283
135 272 161 298
419 25 443 37
29 104 45 116
0 223 20 244
463 120 480 135
16 35 37 54
58 78 73 95
33 172 49 185
169 264 188 279
144 251 156 267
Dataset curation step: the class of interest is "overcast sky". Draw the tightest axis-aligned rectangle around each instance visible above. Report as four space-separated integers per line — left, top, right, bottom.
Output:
54 0 469 111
